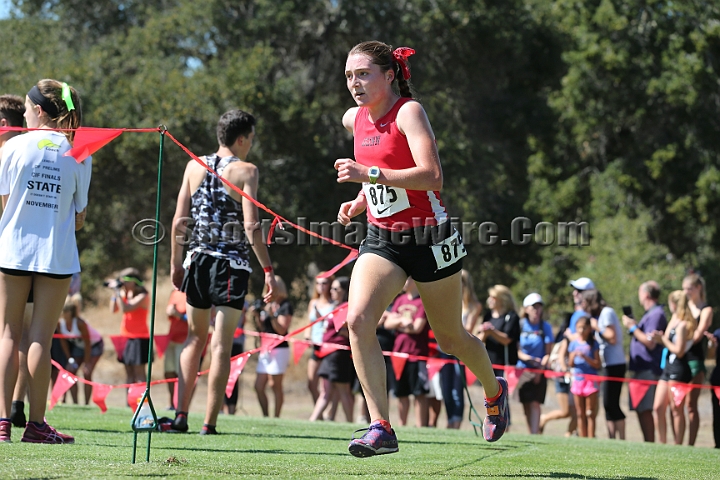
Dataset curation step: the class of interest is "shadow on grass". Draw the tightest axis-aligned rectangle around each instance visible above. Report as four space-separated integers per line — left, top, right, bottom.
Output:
90 442 348 456
79 428 533 452
479 475 657 480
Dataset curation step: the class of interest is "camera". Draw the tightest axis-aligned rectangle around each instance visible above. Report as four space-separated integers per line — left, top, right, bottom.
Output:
103 278 123 289
251 299 265 311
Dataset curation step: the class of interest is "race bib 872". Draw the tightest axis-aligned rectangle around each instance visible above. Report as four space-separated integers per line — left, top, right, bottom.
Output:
431 229 467 270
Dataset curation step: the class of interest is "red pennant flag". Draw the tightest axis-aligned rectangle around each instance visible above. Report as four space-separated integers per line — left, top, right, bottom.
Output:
110 335 129 362
225 353 249 398
331 303 349 332
629 381 652 410
292 340 310 365
714 386 720 400
153 334 171 359
126 384 144 408
260 335 282 354
92 384 112 413
505 367 522 396
49 371 77 410
64 127 123 163
314 343 339 359
671 383 693 407
465 366 478 387
317 250 359 278
391 354 408 381
427 358 444 381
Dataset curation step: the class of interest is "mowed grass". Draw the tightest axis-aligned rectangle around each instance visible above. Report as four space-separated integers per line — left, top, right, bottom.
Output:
1 405 717 479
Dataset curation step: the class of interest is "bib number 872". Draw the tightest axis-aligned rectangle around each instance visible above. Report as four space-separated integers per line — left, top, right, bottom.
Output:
431 230 467 270
440 241 464 263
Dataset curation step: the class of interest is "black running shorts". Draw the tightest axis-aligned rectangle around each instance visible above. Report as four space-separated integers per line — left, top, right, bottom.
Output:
394 360 430 398
181 252 249 310
358 222 464 283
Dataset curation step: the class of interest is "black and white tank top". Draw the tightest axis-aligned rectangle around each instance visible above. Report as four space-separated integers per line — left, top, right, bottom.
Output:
686 305 710 363
667 328 693 365
186 153 251 269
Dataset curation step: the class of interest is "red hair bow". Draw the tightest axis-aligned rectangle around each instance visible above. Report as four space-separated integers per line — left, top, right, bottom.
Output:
392 47 416 80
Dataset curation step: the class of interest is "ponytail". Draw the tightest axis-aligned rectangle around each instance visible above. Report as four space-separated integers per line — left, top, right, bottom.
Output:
394 62 413 98
33 79 82 144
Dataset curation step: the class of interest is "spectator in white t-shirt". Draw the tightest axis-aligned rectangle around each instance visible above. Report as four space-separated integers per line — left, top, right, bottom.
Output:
0 79 91 444
581 289 627 440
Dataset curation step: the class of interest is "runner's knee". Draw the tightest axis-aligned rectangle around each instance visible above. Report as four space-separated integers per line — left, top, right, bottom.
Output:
346 310 377 334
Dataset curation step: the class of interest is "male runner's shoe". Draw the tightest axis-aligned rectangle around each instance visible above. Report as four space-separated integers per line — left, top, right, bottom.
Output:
483 376 509 442
348 420 399 457
199 424 218 435
10 401 26 427
0 420 11 443
21 422 74 444
169 412 188 433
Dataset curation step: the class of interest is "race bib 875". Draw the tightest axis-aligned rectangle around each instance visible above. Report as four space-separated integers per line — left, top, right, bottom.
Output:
362 182 411 218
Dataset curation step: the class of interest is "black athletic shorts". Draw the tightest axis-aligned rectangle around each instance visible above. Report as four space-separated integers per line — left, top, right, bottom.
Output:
519 375 548 404
661 358 693 383
181 252 249 310
317 350 355 384
394 360 430 398
358 222 464 283
0 268 73 303
0 268 73 280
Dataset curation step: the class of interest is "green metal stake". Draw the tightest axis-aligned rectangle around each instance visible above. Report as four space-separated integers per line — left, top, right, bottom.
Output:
130 125 166 463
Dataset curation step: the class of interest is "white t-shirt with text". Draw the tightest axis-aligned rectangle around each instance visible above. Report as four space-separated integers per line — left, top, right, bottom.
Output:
0 130 92 274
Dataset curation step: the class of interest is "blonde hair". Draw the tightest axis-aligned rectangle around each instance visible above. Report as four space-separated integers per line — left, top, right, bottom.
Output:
668 290 683 312
32 79 82 144
675 292 697 338
311 272 334 300
68 292 83 315
683 273 706 303
62 296 78 318
487 284 517 315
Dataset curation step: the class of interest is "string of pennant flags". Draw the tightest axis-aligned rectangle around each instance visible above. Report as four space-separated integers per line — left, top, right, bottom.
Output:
0 125 360 277
48 302 720 414
2 126 717 416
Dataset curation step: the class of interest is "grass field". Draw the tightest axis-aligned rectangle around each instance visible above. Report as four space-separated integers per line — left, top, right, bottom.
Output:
1 405 717 479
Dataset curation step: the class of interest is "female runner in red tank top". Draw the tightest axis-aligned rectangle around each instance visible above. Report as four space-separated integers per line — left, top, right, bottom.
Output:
335 41 509 457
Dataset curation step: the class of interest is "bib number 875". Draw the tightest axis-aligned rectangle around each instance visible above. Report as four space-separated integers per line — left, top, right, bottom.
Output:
367 185 397 206
362 183 410 218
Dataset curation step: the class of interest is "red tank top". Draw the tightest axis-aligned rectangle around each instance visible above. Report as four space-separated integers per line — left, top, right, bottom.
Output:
121 305 149 338
353 97 448 232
